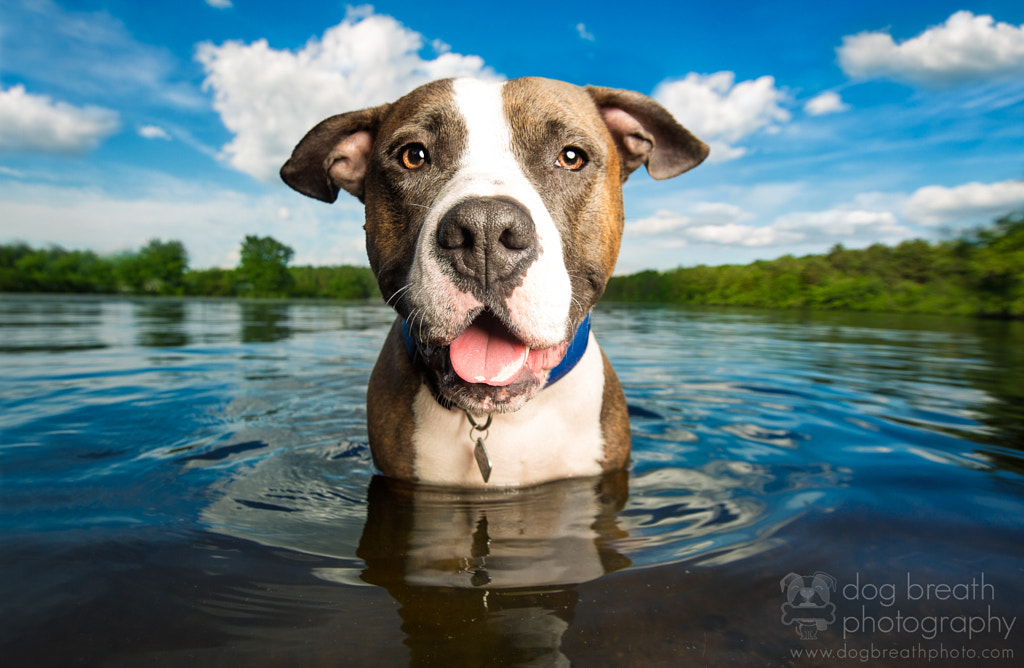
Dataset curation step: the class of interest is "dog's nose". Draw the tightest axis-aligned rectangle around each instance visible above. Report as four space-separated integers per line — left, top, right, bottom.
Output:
436 197 539 290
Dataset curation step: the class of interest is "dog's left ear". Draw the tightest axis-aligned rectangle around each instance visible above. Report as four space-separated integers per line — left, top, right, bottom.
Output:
779 572 803 592
280 103 392 203
586 86 709 183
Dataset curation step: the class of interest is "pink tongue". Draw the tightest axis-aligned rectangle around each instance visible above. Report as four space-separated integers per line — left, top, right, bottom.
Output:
450 319 530 387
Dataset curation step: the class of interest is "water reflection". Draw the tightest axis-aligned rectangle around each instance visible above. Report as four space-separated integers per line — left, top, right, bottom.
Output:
968 319 1024 449
359 474 630 587
239 300 292 342
202 450 637 664
134 299 189 347
0 294 109 352
356 474 629 665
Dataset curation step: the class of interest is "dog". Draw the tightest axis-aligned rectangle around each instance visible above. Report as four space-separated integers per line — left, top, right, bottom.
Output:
281 77 707 487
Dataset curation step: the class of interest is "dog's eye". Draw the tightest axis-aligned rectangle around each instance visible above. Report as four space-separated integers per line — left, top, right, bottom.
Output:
556 146 587 171
400 143 429 170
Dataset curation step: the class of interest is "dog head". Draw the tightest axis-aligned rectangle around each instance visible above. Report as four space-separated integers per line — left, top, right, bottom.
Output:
780 571 837 608
281 77 707 413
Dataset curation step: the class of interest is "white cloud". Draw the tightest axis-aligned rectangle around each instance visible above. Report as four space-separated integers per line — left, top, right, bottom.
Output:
138 125 171 140
626 204 799 247
196 7 499 182
636 181 1024 256
205 0 232 8
625 210 692 237
838 11 1024 87
653 72 790 162
688 222 799 247
576 23 595 41
0 84 119 153
626 197 916 250
626 203 753 237
804 91 850 116
903 180 1024 226
772 207 910 244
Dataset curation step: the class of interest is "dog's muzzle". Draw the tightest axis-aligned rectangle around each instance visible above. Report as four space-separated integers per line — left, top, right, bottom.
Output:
402 195 578 413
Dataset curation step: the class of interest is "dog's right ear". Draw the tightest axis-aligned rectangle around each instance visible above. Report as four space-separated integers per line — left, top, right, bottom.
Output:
586 86 709 183
280 104 392 203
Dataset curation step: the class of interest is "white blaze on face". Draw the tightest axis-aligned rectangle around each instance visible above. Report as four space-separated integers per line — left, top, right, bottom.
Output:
406 78 573 347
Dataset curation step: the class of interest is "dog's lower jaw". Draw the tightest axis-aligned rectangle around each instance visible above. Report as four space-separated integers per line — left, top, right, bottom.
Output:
437 383 534 415
441 379 541 415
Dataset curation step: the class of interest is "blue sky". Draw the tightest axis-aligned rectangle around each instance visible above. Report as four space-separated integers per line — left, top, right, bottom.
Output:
1 0 1023 272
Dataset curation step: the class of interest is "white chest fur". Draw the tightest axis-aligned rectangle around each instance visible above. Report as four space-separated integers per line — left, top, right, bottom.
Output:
410 333 607 487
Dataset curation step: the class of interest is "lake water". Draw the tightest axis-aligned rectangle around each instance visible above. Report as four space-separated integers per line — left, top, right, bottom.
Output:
2 294 1023 666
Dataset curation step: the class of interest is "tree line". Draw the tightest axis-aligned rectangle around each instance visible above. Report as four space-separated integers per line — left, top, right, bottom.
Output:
0 235 379 300
604 212 1024 318
2 213 1021 317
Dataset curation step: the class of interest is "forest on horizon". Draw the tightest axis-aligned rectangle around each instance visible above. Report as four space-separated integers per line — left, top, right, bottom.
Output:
2 213 1022 319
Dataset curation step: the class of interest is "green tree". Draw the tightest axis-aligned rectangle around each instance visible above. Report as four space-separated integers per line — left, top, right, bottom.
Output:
0 243 34 291
289 265 380 299
138 239 188 293
184 267 238 297
893 239 935 284
964 213 1024 316
238 235 295 296
115 239 188 294
113 251 144 292
4 245 116 293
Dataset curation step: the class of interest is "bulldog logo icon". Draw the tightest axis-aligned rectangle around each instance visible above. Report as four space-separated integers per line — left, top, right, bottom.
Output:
780 571 837 639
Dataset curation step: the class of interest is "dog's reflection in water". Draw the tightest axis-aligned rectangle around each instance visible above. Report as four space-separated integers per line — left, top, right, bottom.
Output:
357 472 630 665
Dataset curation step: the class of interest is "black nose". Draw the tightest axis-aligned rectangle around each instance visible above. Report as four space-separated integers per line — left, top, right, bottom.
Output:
436 197 539 291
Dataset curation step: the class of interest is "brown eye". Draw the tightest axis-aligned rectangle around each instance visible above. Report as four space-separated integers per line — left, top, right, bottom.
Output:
400 143 429 170
556 146 587 171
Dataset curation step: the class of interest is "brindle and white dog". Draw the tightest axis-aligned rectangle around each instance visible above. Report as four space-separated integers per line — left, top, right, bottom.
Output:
281 77 707 487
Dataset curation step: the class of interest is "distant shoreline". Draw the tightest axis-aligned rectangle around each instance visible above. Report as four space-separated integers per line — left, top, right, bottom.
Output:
604 213 1023 320
4 213 1021 320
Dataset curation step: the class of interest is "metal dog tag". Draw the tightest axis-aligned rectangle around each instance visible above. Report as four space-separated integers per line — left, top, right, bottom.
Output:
474 437 492 483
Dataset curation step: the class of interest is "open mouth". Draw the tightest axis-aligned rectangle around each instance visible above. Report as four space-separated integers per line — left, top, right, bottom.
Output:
449 311 567 387
413 310 571 412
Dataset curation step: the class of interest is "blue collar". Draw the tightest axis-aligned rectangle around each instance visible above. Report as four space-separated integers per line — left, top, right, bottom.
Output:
402 313 591 389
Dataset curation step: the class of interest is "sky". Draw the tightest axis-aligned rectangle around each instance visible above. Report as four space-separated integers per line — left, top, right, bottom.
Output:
1 0 1023 273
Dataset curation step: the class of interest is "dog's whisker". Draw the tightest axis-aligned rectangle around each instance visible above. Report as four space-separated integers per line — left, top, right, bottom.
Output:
407 309 420 339
415 308 428 343
404 288 429 342
387 284 411 307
